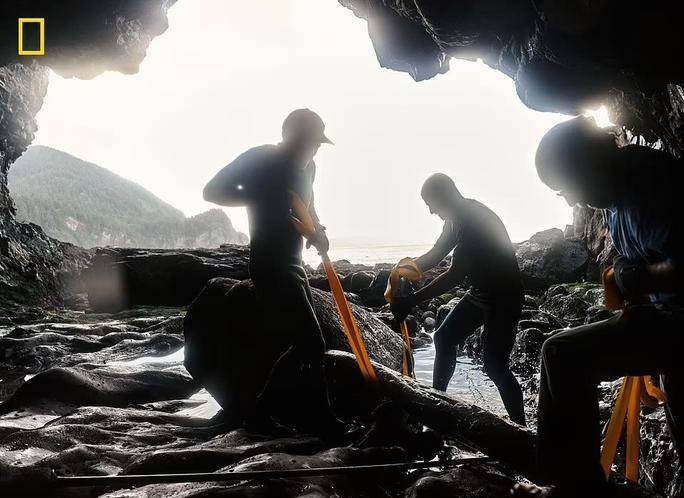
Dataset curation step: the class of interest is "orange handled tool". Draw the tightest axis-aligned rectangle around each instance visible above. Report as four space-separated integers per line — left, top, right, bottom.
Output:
599 266 667 482
290 193 377 383
385 258 423 378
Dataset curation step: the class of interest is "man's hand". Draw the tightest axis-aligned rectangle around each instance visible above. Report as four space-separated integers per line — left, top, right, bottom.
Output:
306 228 330 255
390 293 417 322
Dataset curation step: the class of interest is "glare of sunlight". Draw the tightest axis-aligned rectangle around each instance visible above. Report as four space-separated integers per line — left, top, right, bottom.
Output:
584 105 614 128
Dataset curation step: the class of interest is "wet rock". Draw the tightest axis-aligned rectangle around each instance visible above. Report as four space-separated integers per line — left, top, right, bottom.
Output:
355 269 393 307
640 408 681 494
183 278 403 424
123 429 325 475
0 364 198 414
510 328 546 377
515 228 589 290
412 331 433 350
354 401 443 461
404 465 514 498
540 283 608 327
83 246 250 312
0 307 185 385
103 446 408 498
341 270 375 292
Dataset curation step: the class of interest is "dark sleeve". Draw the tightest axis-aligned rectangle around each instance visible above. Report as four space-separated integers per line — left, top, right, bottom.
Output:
203 151 253 206
415 221 460 271
203 147 278 206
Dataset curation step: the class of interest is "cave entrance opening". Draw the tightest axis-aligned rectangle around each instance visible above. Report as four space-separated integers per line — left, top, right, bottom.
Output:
22 0 573 262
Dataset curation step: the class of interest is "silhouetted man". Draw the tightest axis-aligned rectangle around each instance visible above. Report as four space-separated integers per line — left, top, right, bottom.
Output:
515 116 684 497
391 173 526 426
203 108 340 435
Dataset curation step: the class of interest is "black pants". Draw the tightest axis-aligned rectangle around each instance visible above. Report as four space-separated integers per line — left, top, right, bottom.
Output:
432 292 526 425
538 304 684 488
250 262 333 430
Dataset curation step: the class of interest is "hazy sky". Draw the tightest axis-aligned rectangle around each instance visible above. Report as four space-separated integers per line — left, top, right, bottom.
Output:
33 0 573 245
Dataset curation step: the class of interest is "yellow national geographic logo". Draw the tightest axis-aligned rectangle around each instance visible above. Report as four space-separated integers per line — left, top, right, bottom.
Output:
18 18 45 56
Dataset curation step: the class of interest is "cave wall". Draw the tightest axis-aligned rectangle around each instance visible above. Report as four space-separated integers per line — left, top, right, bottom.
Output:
339 0 684 155
0 1 175 305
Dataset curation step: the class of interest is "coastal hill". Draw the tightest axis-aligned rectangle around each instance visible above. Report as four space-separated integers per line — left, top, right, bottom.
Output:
9 145 247 249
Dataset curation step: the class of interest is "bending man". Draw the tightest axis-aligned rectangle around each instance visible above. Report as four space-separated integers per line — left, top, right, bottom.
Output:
515 116 684 496
203 108 340 435
391 173 526 426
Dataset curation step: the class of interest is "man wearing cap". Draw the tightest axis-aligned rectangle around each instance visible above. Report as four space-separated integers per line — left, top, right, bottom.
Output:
204 109 341 435
514 116 684 496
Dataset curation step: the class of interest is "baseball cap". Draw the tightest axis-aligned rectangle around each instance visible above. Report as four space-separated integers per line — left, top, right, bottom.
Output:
282 108 333 145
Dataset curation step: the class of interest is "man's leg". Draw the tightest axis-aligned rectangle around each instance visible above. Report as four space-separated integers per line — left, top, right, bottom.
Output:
432 296 485 391
481 300 526 426
253 265 334 433
537 305 684 489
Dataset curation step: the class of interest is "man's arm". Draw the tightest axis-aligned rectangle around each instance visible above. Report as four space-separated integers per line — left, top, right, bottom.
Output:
414 223 457 272
308 190 325 230
203 163 251 207
413 261 466 303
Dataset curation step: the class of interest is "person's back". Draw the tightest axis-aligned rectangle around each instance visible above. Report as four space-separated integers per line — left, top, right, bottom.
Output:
452 198 522 300
223 144 316 274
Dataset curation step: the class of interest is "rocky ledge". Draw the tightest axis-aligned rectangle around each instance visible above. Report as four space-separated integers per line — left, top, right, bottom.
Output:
0 241 675 497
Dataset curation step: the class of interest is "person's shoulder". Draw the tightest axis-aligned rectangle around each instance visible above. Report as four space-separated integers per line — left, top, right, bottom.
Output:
462 198 496 221
238 144 279 162
227 144 280 171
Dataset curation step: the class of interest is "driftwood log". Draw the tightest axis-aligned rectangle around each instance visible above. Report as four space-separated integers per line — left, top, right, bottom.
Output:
326 351 662 498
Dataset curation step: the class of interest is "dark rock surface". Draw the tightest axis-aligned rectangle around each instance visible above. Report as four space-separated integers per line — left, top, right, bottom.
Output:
515 228 589 290
83 246 251 312
184 277 404 423
0 303 534 498
0 272 671 497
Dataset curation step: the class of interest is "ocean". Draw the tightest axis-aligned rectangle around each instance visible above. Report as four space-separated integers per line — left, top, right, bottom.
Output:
302 243 435 267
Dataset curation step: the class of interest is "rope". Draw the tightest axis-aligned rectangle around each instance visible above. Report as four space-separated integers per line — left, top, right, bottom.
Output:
599 266 667 482
385 257 423 378
290 193 377 382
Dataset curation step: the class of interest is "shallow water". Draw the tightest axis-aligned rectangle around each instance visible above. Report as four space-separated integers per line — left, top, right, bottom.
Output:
98 344 506 420
413 342 506 416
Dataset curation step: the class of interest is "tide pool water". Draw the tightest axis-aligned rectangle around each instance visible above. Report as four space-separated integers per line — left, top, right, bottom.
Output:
112 343 506 420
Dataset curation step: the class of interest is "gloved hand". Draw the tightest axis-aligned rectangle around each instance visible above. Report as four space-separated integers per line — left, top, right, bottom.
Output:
612 255 643 302
390 293 417 322
306 228 330 255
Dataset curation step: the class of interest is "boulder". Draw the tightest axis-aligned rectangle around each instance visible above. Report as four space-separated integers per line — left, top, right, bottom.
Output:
183 278 404 423
82 246 250 312
510 328 547 378
515 228 589 290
